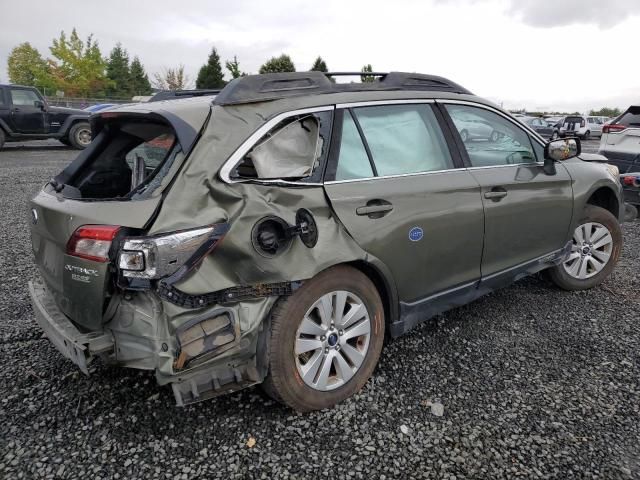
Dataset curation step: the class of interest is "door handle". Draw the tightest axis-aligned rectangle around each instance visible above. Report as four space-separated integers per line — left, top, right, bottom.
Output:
356 200 393 217
484 188 508 200
12 107 20 113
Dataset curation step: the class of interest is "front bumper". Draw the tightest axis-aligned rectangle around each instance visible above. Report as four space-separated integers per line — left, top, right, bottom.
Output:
28 281 114 374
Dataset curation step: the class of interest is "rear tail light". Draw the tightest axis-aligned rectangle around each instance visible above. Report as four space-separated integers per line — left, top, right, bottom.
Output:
66 225 120 262
622 175 640 187
118 224 228 280
602 124 626 134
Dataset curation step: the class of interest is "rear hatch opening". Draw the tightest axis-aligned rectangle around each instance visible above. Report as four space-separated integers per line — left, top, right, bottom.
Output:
54 117 180 200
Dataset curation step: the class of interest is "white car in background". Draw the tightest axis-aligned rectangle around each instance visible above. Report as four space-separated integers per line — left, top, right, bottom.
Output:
599 106 640 173
585 116 605 138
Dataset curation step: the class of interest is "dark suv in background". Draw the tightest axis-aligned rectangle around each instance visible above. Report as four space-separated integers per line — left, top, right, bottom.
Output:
0 84 91 149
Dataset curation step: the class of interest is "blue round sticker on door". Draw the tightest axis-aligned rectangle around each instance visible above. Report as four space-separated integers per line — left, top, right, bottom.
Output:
409 227 424 242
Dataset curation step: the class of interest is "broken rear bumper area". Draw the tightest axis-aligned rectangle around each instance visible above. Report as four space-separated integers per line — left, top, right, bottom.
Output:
28 280 273 406
29 281 114 374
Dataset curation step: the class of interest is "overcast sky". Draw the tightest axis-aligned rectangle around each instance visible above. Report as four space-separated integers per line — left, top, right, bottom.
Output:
1 0 639 112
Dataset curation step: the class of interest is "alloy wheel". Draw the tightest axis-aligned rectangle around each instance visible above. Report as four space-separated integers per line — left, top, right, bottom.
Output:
294 290 371 391
563 222 613 279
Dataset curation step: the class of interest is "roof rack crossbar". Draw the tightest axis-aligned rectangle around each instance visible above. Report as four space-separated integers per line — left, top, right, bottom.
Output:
213 71 472 106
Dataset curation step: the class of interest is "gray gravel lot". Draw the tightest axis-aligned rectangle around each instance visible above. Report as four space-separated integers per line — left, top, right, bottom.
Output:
1 140 638 479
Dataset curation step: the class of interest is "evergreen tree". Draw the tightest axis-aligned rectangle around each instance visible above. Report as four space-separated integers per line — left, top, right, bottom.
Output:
196 47 226 89
106 43 130 97
259 54 295 74
129 56 152 95
310 56 328 72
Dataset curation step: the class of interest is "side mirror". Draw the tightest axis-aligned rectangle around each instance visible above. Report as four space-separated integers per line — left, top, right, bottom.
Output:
34 100 45 110
545 137 581 161
542 137 580 175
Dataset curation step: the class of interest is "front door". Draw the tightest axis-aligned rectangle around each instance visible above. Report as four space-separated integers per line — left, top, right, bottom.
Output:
8 87 46 133
324 103 485 303
441 102 573 277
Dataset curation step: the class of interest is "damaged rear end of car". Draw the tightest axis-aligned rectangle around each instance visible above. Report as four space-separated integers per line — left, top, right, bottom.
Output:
28 90 369 406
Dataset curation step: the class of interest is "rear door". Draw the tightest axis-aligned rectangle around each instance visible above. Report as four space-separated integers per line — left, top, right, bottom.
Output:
324 102 484 303
441 102 573 278
8 87 46 133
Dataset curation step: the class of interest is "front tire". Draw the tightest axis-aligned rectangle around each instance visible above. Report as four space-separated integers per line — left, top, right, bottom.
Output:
262 266 385 411
0 129 5 150
583 130 590 140
460 129 469 142
548 205 622 290
490 130 500 142
68 122 92 149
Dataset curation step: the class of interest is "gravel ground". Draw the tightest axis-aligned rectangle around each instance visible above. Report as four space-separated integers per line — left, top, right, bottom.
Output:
0 142 638 479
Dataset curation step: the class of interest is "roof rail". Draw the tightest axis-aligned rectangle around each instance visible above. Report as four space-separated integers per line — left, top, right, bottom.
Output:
149 88 222 102
213 71 471 106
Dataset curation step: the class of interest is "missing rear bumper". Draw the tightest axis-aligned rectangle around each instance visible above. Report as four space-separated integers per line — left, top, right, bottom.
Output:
28 281 114 374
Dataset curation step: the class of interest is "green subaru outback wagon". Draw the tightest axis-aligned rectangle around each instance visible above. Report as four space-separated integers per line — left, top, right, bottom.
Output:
29 72 624 411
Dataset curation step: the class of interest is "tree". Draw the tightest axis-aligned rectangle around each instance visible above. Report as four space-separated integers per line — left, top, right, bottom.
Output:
360 64 375 82
589 107 621 117
48 29 108 96
310 56 328 72
259 54 295 74
7 43 52 90
106 43 130 97
129 56 152 96
153 65 191 90
196 47 226 89
225 55 246 79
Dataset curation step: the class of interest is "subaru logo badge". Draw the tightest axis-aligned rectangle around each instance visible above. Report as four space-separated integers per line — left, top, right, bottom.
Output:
31 209 38 225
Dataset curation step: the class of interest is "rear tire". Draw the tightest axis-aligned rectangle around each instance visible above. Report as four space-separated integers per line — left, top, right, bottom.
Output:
460 129 469 142
262 266 385 412
548 205 622 291
68 122 92 149
0 129 5 150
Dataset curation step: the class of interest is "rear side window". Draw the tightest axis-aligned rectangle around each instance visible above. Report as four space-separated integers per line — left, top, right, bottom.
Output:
335 111 374 181
616 107 640 127
10 88 40 106
231 110 332 182
352 104 453 176
65 121 179 200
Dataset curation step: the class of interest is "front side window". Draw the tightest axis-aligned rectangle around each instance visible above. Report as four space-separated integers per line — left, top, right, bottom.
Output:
446 104 537 167
10 88 40 106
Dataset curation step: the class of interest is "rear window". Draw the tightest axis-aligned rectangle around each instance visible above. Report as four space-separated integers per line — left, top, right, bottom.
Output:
616 107 640 127
64 120 179 200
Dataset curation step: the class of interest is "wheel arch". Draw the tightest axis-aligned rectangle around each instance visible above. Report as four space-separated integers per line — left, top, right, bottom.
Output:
586 186 620 220
345 259 399 332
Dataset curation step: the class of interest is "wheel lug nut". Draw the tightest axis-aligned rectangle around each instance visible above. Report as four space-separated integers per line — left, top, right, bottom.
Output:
324 347 329 354
335 345 341 351
321 335 326 341
339 330 344 336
